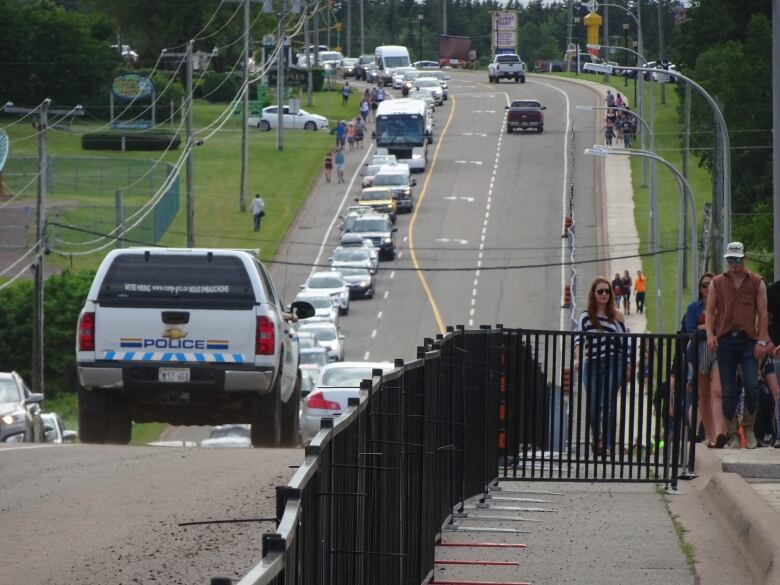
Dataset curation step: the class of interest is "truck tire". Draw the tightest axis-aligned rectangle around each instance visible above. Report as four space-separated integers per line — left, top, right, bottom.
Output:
251 377 282 447
521 76 526 84
514 75 519 83
280 372 302 447
506 125 512 134
78 388 108 444
538 126 544 133
106 398 132 445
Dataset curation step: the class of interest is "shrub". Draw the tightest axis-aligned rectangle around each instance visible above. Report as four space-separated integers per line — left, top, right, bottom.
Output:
82 131 181 151
201 72 242 103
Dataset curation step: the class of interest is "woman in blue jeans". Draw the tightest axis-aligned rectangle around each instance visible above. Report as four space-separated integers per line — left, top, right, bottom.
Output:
575 276 628 456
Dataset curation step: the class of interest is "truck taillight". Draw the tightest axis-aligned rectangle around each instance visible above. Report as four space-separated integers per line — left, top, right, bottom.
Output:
256 316 275 355
78 312 95 351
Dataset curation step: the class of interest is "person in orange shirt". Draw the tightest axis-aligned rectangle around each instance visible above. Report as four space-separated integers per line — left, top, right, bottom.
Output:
634 269 647 314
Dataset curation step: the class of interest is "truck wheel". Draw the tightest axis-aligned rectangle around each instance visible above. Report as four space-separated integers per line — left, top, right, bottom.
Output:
251 378 282 447
106 398 132 444
521 76 526 84
514 75 519 83
506 125 512 134
538 127 544 133
280 373 301 447
78 388 108 444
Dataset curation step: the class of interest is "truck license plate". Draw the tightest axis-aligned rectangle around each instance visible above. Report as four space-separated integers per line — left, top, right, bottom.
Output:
158 368 190 383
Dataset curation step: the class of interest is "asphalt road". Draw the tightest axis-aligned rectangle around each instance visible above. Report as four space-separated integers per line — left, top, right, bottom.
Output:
6 71 610 584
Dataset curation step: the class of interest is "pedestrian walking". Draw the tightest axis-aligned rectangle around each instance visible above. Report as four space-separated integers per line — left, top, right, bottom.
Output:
606 89 615 109
324 151 333 183
359 98 370 122
574 276 628 457
346 121 356 149
335 120 346 148
615 92 625 108
622 117 633 148
250 194 265 232
705 242 773 449
621 269 632 314
355 118 365 148
634 269 646 313
612 273 623 308
341 81 351 106
335 148 345 183
604 122 615 147
684 272 727 448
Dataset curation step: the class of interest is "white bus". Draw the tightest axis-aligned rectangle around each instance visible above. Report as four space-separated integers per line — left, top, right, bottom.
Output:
375 99 430 172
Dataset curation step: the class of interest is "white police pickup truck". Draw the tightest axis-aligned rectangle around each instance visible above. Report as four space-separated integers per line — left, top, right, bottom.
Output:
76 248 314 447
487 53 526 83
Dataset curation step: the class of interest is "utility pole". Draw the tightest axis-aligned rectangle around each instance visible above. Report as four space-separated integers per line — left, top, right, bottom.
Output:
602 4 609 82
277 6 286 151
658 0 666 104
304 1 313 106
241 0 250 212
314 3 320 65
443 0 447 35
3 99 82 394
346 0 351 56
326 0 331 49
186 41 195 247
359 0 364 55
774 0 780 279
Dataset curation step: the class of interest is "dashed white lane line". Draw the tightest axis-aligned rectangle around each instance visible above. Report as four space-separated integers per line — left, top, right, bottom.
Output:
364 350 371 360
390 271 395 279
371 329 377 339
377 311 383 319
397 251 403 259
383 291 389 300
403 235 408 243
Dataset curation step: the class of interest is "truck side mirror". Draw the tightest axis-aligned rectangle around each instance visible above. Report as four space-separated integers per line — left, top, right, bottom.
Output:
504 105 509 110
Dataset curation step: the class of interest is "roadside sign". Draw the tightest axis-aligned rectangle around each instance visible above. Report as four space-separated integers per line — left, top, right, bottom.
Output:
0 129 8 172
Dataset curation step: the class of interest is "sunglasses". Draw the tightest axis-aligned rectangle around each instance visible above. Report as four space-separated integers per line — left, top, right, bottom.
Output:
726 257 743 264
595 288 611 296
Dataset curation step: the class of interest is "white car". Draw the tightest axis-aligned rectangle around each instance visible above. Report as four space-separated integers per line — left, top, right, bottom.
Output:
200 424 251 448
418 71 449 100
413 60 440 69
330 245 377 275
299 361 395 444
296 321 345 363
249 105 329 132
414 78 444 105
41 412 77 444
392 67 416 89
300 271 350 315
294 291 340 324
408 88 437 111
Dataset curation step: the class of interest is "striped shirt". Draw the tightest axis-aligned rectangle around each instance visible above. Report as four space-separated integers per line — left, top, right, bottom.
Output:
576 312 627 360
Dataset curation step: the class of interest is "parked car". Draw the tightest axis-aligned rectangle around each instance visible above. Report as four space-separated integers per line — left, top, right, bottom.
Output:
300 271 350 315
41 412 77 444
341 57 359 77
249 105 329 131
0 372 44 443
296 321 345 362
330 245 377 275
200 424 251 448
344 214 397 260
336 266 376 299
76 248 315 448
299 361 395 444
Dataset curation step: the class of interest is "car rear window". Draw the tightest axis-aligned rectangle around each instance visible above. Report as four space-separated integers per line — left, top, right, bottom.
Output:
511 101 541 108
97 253 256 309
497 55 520 63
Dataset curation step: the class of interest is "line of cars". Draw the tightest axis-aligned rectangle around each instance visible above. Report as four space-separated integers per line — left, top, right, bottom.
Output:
0 371 76 445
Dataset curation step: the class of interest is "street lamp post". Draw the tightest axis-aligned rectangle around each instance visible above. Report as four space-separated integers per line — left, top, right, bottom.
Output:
623 23 629 87
418 14 424 62
586 146 699 326
584 62 731 273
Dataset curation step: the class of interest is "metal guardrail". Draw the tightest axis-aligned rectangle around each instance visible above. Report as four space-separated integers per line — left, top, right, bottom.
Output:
212 326 695 585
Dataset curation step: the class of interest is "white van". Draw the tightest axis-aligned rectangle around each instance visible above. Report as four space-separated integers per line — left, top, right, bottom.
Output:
375 45 411 85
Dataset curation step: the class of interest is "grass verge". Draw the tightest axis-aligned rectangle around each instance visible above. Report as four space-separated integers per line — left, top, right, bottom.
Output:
656 484 697 569
549 72 714 332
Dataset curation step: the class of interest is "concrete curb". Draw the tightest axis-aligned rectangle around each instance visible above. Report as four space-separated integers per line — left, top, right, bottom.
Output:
698 449 780 585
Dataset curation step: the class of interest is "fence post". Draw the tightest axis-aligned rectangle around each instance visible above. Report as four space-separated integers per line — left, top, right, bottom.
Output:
115 189 124 248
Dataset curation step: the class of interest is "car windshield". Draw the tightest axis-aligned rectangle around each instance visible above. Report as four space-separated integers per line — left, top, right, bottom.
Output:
298 335 317 349
343 58 358 66
0 379 21 403
371 156 397 165
300 351 329 367
361 190 393 202
351 218 391 232
334 249 369 261
383 56 410 68
421 72 444 81
301 325 337 341
319 51 343 62
308 276 343 289
209 426 250 440
338 267 371 278
372 174 407 186
320 366 374 387
300 296 332 309
376 115 423 146
416 78 438 88
404 72 419 81
365 164 382 176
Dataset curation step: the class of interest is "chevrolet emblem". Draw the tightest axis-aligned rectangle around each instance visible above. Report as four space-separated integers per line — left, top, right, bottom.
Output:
162 328 187 340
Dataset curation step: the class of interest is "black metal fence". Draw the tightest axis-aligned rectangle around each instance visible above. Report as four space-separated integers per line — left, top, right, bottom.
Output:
213 326 696 585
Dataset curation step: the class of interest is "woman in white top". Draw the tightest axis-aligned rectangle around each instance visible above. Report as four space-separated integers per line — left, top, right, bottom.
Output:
574 276 627 456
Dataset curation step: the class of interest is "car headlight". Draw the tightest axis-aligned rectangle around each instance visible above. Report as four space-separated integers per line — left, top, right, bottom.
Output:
1 412 24 425
359 281 368 287
384 237 393 244
412 154 423 160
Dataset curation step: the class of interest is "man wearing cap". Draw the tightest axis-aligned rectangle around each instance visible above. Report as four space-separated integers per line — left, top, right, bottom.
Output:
705 242 772 448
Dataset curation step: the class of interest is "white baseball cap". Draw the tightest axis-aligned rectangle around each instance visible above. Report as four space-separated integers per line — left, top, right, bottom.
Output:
723 242 745 258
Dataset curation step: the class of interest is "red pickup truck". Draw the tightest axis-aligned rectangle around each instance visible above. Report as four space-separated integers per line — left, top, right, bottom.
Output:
505 99 546 133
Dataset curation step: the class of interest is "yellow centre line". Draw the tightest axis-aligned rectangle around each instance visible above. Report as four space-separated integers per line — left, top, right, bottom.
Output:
408 95 458 336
